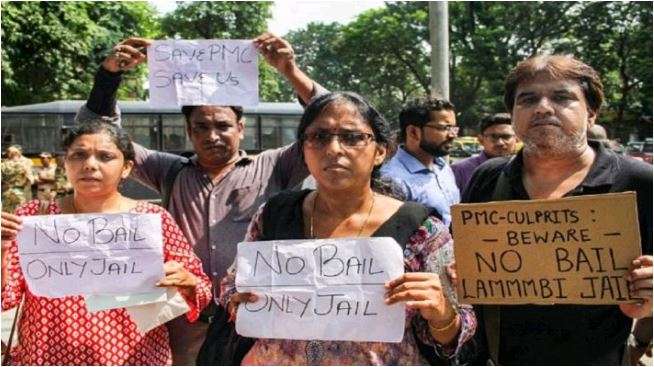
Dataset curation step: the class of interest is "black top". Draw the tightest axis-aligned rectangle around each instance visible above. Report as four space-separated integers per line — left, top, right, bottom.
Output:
461 140 653 365
261 189 432 248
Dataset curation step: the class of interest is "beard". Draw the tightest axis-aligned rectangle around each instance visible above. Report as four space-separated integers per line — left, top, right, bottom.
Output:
522 126 586 158
420 138 452 157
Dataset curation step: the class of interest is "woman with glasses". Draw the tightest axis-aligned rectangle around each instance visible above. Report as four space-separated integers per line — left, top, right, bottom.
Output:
219 92 475 365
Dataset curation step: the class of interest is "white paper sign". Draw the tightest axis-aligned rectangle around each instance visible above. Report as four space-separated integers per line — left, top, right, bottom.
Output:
17 213 165 298
235 237 405 342
148 39 259 107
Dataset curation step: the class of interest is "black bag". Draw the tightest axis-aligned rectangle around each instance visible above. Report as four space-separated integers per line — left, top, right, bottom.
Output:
196 305 255 366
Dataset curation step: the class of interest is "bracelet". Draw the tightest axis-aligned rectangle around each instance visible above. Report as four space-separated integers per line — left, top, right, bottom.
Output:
428 307 459 333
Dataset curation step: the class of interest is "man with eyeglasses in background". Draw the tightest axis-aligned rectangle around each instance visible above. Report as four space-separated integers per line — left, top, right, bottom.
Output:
451 113 517 193
380 97 460 225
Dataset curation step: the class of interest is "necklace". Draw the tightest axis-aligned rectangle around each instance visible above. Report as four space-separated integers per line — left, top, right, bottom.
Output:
309 191 376 238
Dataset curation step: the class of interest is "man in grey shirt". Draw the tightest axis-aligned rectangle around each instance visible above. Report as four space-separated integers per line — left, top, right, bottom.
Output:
75 33 322 364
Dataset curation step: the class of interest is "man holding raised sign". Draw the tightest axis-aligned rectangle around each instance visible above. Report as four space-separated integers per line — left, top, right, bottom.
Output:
74 33 321 365
457 55 652 365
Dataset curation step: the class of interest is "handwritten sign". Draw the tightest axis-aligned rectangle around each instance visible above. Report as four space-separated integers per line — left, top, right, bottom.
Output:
17 213 165 298
235 237 405 342
452 192 641 305
148 39 258 107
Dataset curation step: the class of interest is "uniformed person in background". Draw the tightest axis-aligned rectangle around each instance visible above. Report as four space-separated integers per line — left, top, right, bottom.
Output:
33 152 57 201
1 145 35 212
53 152 73 197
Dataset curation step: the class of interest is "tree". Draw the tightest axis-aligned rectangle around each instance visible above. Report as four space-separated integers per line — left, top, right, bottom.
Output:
159 1 288 101
1 2 158 106
570 2 653 139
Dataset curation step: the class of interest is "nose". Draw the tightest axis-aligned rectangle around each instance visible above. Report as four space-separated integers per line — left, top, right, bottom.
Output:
82 155 99 171
205 127 223 143
534 96 554 116
323 135 345 155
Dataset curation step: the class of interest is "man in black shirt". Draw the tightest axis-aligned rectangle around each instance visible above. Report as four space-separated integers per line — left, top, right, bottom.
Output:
461 54 652 365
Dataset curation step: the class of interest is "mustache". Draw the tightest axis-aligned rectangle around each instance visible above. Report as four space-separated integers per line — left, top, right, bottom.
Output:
203 141 226 149
530 117 561 126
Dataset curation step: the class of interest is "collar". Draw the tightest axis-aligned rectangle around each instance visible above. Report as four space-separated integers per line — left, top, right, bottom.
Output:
503 140 620 190
188 150 253 168
396 146 445 173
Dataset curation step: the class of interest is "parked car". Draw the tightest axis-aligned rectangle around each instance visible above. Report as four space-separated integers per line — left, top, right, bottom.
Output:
626 139 653 164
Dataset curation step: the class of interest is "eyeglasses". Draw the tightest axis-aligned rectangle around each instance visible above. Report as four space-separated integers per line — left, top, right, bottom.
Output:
483 133 515 142
423 124 460 135
302 131 375 149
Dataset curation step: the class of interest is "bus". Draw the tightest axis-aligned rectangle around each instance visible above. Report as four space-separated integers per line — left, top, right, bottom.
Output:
2 100 304 200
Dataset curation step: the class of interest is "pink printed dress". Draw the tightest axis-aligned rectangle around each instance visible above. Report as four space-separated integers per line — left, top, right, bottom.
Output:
1 200 212 365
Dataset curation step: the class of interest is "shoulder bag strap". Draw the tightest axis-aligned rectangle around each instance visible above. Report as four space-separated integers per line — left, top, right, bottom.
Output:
484 165 513 365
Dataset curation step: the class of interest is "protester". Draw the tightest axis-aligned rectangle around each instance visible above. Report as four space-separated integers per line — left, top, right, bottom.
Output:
461 54 652 365
1 146 35 212
587 123 626 155
0 121 212 365
53 152 73 197
222 92 476 365
33 152 56 201
75 33 322 364
379 98 460 225
451 113 516 192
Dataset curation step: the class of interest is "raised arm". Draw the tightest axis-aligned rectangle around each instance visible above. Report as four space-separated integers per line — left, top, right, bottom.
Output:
254 32 326 105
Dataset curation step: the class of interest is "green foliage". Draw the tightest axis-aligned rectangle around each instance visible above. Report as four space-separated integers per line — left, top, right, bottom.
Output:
1 1 158 105
160 1 285 100
2 1 651 139
283 1 652 139
160 1 271 39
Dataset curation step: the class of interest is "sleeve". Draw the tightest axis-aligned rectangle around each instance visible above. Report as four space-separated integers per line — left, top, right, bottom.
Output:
86 67 123 117
265 142 310 190
405 215 478 361
160 209 212 322
218 205 265 308
1 203 35 311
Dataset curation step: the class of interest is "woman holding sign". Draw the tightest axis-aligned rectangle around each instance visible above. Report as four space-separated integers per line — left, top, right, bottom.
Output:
220 92 475 365
1 121 212 365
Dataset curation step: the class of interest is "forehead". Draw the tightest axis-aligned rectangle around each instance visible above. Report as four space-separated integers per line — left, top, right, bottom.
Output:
309 101 369 130
429 109 456 125
483 124 514 134
515 75 585 96
69 133 119 150
189 106 238 123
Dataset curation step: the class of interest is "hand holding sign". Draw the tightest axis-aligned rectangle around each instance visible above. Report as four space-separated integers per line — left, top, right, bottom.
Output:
1 211 22 242
620 255 653 319
385 272 460 343
157 260 199 300
102 37 151 73
253 32 296 75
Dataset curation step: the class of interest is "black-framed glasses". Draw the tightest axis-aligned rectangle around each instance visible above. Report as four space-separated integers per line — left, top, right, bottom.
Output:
302 131 375 149
483 133 515 142
423 124 460 135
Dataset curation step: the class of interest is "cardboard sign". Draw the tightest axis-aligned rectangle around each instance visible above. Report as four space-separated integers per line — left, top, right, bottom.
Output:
147 39 259 107
235 237 405 342
451 192 641 305
17 213 165 298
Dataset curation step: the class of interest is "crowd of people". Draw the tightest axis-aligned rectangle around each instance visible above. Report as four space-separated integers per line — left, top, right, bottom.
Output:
1 33 652 366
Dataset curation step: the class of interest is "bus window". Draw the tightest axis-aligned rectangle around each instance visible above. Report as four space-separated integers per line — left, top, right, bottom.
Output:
122 114 159 150
242 115 258 150
2 114 63 154
162 114 193 152
281 117 298 146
